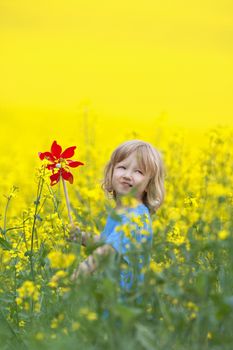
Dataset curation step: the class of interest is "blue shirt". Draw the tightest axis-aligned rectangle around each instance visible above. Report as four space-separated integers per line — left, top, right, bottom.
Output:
100 203 153 292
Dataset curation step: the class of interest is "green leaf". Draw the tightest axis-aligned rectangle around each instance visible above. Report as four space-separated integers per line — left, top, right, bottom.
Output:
0 237 12 250
0 310 27 349
113 304 142 325
135 323 156 350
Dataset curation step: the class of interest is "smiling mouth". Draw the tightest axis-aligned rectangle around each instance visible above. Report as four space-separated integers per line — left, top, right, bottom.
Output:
121 182 133 187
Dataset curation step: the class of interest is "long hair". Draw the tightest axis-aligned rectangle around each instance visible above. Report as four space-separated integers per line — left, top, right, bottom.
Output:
101 140 166 215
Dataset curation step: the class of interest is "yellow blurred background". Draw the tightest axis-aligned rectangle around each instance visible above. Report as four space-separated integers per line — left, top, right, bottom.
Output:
0 0 232 128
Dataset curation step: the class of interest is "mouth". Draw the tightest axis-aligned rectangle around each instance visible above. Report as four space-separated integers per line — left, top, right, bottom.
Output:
121 182 133 187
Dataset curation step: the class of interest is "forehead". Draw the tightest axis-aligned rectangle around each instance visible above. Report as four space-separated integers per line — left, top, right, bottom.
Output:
117 151 143 168
119 152 136 162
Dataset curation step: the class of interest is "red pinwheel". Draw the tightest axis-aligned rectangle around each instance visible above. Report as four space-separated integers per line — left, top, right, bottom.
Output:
39 140 84 186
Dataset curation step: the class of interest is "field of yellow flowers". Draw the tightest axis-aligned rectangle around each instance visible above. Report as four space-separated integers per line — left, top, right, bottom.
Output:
0 113 233 350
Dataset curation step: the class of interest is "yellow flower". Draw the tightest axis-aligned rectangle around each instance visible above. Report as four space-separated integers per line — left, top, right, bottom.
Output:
17 281 40 302
149 260 163 273
34 303 41 313
35 332 45 341
71 322 80 331
184 196 198 208
121 196 139 208
48 251 76 269
50 318 58 329
167 225 186 245
189 312 197 320
186 301 199 312
58 314 64 321
207 332 213 339
86 312 98 321
116 223 132 238
143 213 150 225
79 307 98 321
24 302 30 311
62 327 68 335
48 270 68 288
48 281 58 289
120 263 128 270
16 297 22 305
168 207 180 221
131 215 143 229
146 304 152 313
50 314 64 329
149 278 156 285
218 229 229 240
140 228 150 236
79 307 89 316
58 287 70 296
186 301 199 320
207 183 228 197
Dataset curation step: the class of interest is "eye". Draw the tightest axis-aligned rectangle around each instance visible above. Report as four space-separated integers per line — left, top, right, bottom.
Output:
136 170 143 174
118 166 125 169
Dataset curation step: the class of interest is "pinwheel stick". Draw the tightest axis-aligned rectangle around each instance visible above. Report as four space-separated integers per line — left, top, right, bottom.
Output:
62 177 73 224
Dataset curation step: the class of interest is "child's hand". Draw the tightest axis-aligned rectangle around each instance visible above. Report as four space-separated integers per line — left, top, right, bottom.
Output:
67 223 82 243
70 262 88 281
68 223 81 233
71 256 97 281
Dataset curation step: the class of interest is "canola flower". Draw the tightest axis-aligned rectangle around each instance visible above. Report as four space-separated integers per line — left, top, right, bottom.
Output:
47 251 76 269
48 270 68 288
16 280 40 302
149 260 164 273
35 332 45 341
184 196 198 208
16 280 41 313
218 229 229 240
79 307 98 321
167 224 186 246
50 314 65 329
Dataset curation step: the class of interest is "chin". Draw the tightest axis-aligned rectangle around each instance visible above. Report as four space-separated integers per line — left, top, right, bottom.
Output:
118 191 128 196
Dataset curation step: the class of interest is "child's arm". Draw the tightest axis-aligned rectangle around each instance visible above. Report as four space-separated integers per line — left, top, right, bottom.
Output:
71 244 115 281
81 231 102 246
68 224 101 246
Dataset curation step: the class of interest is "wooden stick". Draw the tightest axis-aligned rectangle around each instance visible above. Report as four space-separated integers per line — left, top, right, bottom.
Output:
62 177 73 225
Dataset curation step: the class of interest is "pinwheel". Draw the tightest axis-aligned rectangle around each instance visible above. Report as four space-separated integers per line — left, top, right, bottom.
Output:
39 140 84 223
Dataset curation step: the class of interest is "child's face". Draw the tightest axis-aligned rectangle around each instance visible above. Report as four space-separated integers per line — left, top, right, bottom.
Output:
112 151 150 204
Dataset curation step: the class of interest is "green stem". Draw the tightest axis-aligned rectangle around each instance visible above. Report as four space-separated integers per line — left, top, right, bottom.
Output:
30 167 45 280
47 184 67 236
3 186 18 239
47 184 61 215
22 212 29 252
3 197 10 234
4 226 25 233
0 309 25 347
14 265 19 328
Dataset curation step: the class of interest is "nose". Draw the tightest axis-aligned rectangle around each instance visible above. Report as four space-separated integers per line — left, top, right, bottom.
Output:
123 169 132 180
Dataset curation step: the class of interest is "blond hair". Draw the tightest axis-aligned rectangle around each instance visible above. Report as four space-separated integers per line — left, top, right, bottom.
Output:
101 140 166 215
